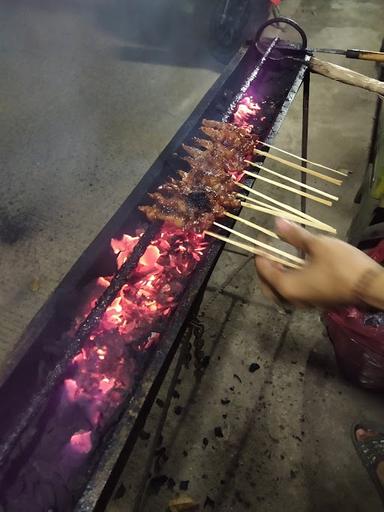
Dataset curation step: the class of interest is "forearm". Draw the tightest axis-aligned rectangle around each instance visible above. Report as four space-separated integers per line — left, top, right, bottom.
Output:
359 268 384 311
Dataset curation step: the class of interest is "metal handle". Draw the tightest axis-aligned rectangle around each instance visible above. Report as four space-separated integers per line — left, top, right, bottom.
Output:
254 16 308 50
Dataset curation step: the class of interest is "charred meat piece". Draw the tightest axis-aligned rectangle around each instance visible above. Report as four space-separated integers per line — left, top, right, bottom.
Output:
139 119 257 231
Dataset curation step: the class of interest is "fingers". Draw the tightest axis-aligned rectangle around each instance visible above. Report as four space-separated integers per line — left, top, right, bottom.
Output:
255 256 285 292
275 218 315 253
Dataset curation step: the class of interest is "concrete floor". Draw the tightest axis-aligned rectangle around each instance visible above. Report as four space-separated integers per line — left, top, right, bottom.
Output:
107 1 384 511
1 0 384 510
0 0 225 375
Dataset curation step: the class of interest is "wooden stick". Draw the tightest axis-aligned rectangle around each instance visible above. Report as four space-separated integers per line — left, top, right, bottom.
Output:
224 212 279 239
309 57 384 96
237 193 285 214
204 230 300 269
256 142 348 177
244 161 339 201
236 182 336 233
240 201 329 230
237 193 289 216
254 148 343 186
242 170 333 206
214 222 304 265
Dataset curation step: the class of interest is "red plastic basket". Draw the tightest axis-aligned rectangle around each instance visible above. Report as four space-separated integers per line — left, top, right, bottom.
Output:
324 240 384 390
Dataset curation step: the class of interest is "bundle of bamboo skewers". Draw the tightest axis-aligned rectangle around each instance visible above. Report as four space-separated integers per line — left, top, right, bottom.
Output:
204 140 348 269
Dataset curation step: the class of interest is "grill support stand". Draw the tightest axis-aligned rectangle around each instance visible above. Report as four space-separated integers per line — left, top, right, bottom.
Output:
131 286 207 512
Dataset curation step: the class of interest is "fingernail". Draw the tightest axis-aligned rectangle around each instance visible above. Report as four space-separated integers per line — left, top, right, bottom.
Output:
276 217 293 232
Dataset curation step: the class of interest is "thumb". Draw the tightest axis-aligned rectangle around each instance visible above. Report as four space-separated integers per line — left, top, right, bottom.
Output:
275 218 315 253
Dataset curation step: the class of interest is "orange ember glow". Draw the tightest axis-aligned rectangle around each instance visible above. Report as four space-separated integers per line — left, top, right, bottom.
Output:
70 430 92 454
66 224 208 448
233 96 261 131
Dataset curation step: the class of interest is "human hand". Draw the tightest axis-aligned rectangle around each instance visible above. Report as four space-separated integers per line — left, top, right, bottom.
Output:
255 218 383 308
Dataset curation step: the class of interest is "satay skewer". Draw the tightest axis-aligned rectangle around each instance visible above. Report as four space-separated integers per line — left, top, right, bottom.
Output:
242 170 333 206
256 141 349 177
236 182 335 231
224 212 279 239
244 161 339 201
254 149 343 186
204 230 301 269
214 222 304 264
240 202 333 232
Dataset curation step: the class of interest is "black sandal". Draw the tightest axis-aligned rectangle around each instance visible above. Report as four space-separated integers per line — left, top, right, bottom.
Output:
352 421 384 505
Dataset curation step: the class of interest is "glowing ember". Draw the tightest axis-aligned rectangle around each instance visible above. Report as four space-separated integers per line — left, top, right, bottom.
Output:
233 96 261 131
111 234 139 269
70 430 92 454
64 379 78 402
62 223 208 450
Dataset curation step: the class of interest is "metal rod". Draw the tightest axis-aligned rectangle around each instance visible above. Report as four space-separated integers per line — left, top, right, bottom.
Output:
132 323 193 512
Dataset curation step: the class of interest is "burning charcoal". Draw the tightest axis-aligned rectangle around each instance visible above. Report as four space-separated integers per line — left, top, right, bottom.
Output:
174 405 183 416
168 478 176 490
139 430 151 441
180 480 190 491
149 475 168 493
249 363 260 373
202 437 209 448
233 374 242 383
214 427 224 438
221 398 230 405
156 398 165 408
204 496 215 509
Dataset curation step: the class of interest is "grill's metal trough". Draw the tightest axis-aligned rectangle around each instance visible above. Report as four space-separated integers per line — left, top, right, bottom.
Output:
0 39 308 512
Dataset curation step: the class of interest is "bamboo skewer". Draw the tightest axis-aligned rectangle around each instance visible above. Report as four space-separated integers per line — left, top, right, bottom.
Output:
237 193 286 214
240 202 329 230
244 161 339 201
224 212 279 239
214 222 304 265
236 182 336 233
256 141 349 177
236 193 292 213
204 230 301 269
242 170 333 206
236 193 319 222
254 148 343 186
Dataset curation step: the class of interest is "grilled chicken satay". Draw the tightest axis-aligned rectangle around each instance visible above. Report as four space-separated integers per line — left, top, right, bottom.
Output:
139 120 251 231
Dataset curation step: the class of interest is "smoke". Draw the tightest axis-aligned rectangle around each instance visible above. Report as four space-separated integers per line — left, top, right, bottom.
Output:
0 0 268 367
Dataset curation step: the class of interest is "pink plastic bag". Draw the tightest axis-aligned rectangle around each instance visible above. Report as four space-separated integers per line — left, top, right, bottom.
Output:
324 240 384 390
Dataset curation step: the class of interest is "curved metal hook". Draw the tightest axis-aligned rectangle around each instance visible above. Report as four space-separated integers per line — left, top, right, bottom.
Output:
254 16 308 50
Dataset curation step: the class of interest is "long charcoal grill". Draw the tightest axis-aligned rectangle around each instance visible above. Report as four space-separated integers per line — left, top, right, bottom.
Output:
0 31 309 512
